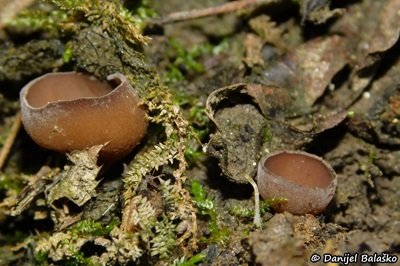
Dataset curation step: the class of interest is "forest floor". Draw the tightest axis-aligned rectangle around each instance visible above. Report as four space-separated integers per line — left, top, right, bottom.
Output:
0 0 399 265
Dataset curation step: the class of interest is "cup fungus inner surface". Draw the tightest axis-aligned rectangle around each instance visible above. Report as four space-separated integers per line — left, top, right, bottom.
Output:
264 152 332 188
25 73 113 108
20 72 148 163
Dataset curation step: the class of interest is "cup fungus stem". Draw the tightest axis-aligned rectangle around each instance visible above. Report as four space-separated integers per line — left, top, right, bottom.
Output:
244 174 261 228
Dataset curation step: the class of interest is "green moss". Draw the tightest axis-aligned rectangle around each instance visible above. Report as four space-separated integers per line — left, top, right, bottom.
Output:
34 250 48 265
165 38 229 83
263 126 273 145
123 0 157 30
150 218 177 259
229 197 287 219
6 9 68 35
168 39 205 74
367 149 376 164
347 111 355 118
49 0 150 45
62 43 73 63
171 90 209 166
189 105 209 137
172 91 209 134
190 180 230 245
70 219 119 237
0 174 24 193
3 0 196 263
175 253 206 266
229 205 254 218
360 148 377 186
184 146 206 167
64 251 100 266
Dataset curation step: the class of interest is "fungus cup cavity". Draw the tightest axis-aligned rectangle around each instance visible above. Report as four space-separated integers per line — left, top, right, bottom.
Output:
257 150 337 215
20 72 148 163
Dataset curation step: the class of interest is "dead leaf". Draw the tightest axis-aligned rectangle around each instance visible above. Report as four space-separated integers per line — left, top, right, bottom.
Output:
47 145 103 209
260 35 348 112
328 0 400 103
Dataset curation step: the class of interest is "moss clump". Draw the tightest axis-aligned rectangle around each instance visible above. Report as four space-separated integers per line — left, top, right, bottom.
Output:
172 253 206 266
172 90 208 166
6 9 68 36
190 180 230 245
2 0 198 264
34 250 48 265
164 39 229 83
0 173 24 193
229 197 287 219
69 219 119 237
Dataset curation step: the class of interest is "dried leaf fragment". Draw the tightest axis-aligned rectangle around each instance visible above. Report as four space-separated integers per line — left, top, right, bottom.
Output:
286 35 348 106
47 145 103 208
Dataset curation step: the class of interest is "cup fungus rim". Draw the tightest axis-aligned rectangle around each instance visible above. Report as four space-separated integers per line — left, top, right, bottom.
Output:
20 72 133 111
258 150 337 191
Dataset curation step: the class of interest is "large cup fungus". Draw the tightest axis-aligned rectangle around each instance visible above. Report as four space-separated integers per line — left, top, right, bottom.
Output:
257 150 337 215
20 72 148 162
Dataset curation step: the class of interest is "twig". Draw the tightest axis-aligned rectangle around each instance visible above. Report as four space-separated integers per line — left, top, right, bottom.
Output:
155 0 277 25
0 112 21 170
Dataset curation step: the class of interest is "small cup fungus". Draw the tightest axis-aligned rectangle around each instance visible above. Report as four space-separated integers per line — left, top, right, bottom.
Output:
20 72 148 162
257 150 337 215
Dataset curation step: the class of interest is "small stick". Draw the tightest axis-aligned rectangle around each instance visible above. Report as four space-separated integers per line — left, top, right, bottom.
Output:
0 112 21 170
156 0 277 25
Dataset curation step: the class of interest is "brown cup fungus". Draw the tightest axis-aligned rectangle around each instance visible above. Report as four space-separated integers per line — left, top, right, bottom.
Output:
20 72 148 162
257 150 337 215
